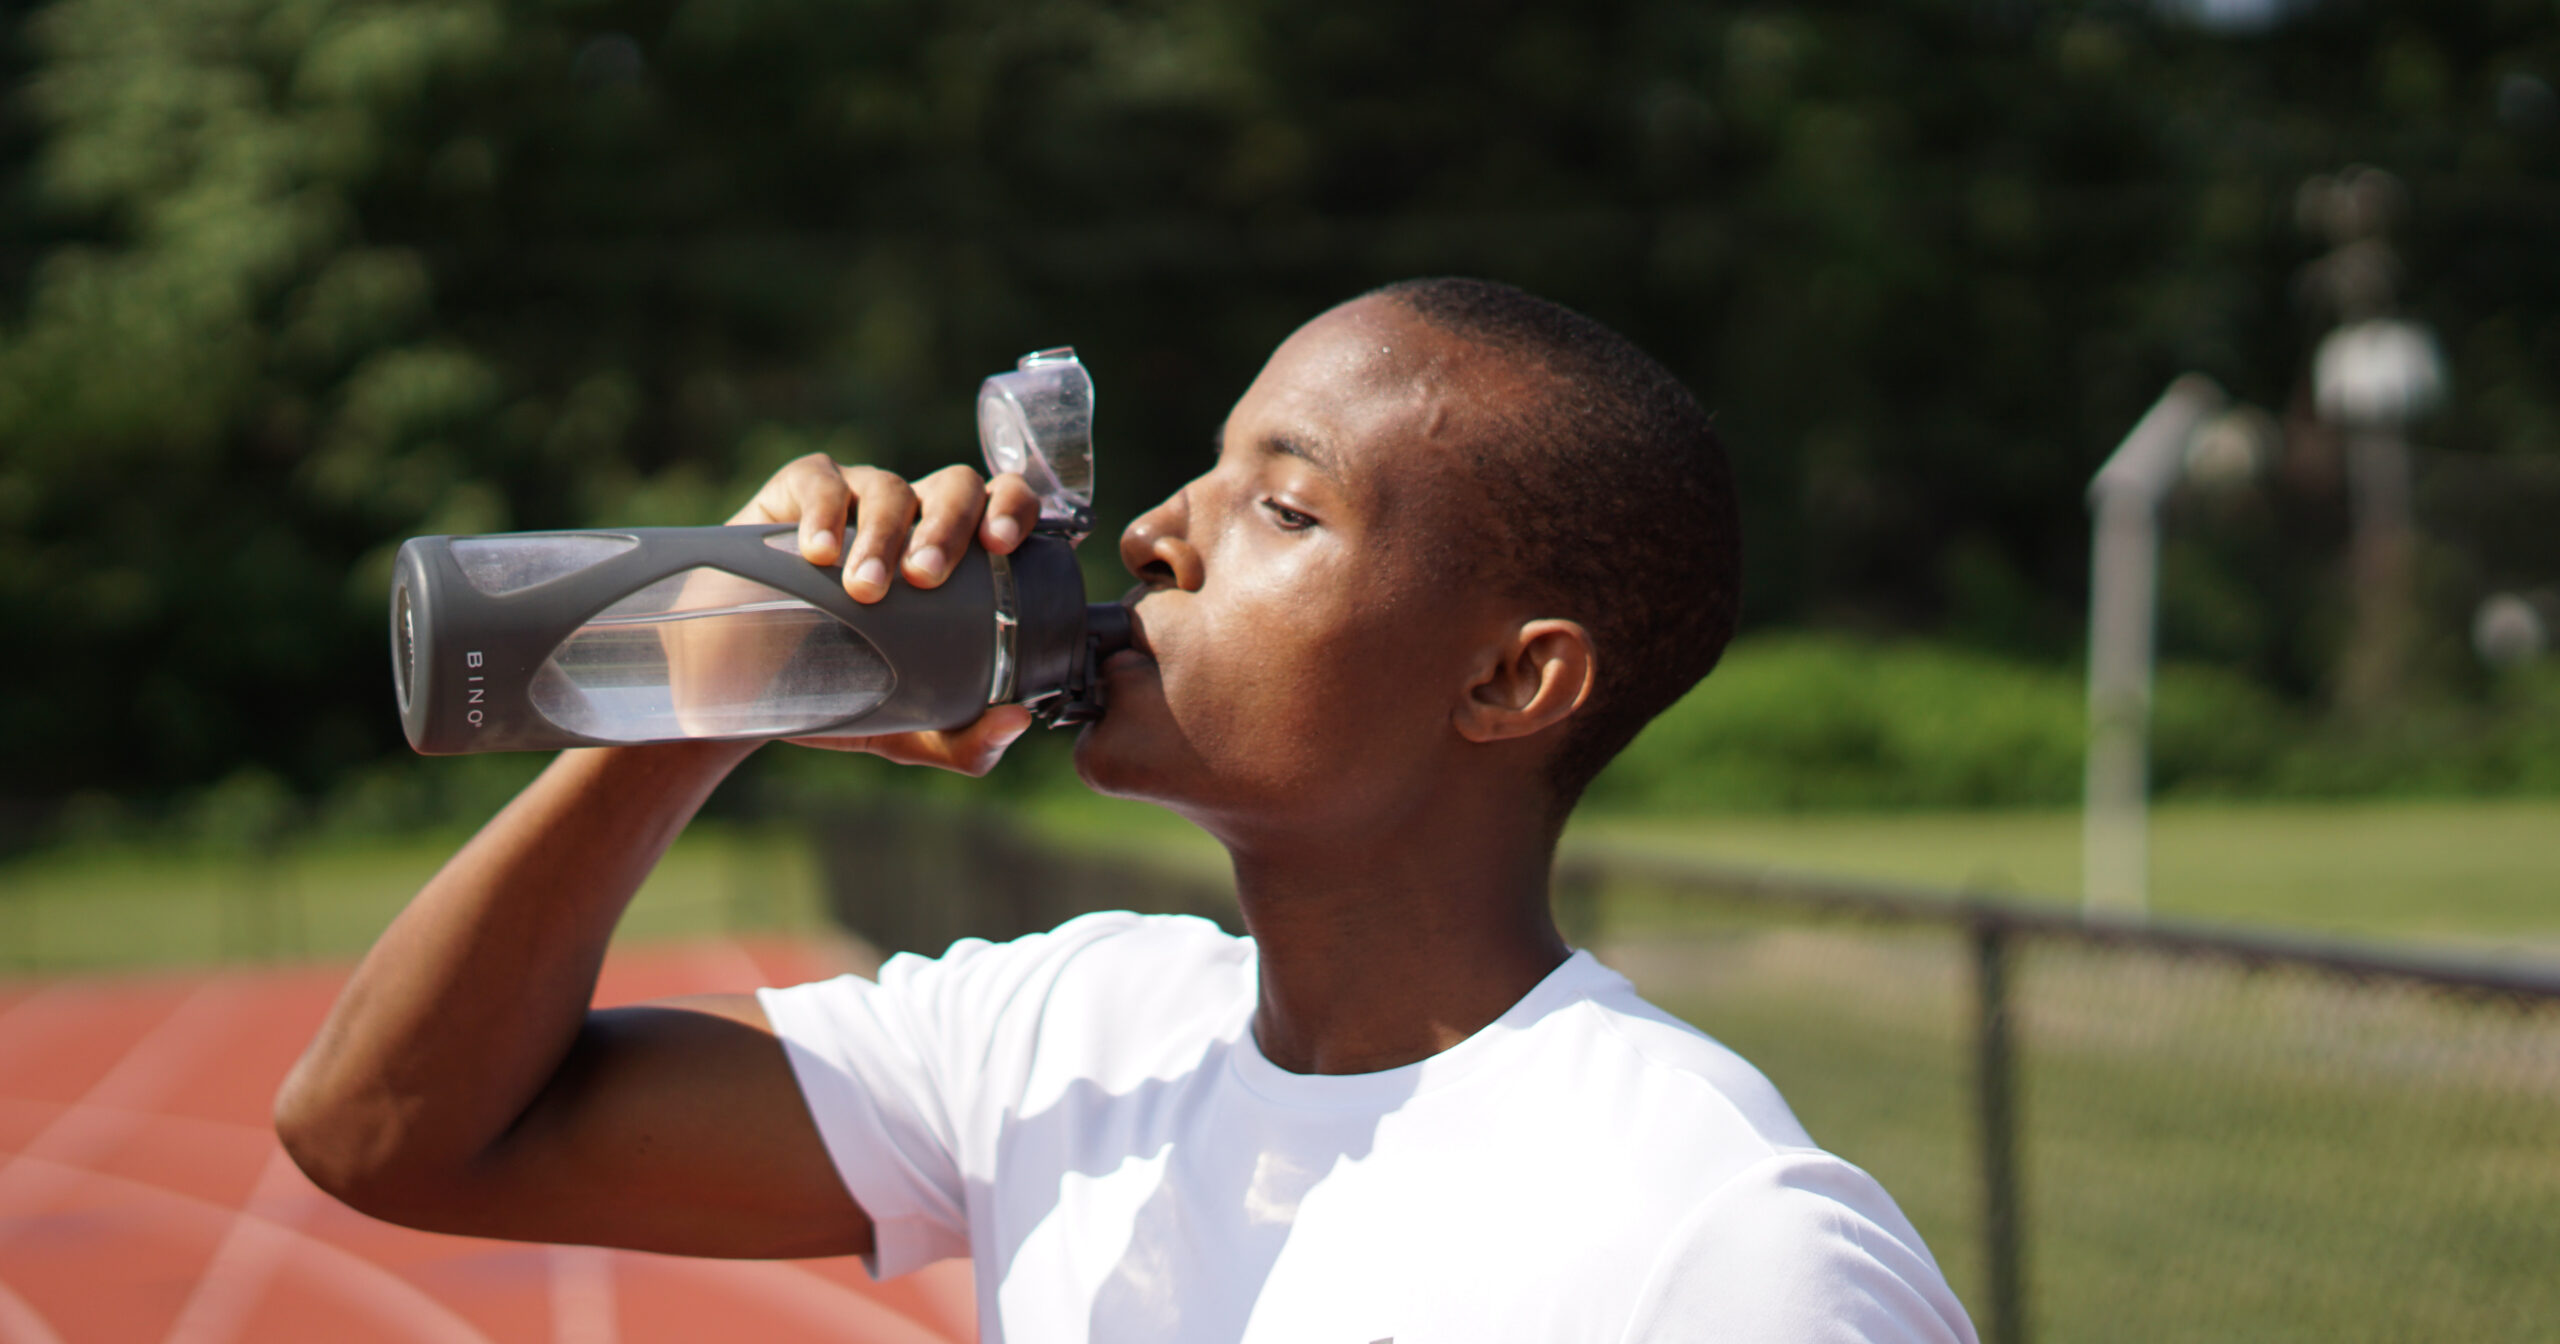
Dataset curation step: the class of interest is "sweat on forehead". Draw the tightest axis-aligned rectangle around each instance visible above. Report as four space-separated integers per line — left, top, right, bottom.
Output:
1316 296 1546 394
1306 301 1556 481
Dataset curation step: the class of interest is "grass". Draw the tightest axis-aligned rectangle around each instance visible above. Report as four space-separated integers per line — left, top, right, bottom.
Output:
1565 797 2560 951
1619 921 2560 1343
0 821 830 973
6 794 2556 972
1551 800 2560 1338
1009 792 2560 951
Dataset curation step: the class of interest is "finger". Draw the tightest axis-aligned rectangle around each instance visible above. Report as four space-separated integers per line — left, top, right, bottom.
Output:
981 473 1042 554
839 467 918 603
938 704 1036 775
788 706 1035 776
730 454 855 566
732 453 839 532
779 733 874 754
787 459 854 566
903 465 989 589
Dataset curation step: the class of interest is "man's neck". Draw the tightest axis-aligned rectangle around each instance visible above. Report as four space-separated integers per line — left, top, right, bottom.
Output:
1218 793 1570 1077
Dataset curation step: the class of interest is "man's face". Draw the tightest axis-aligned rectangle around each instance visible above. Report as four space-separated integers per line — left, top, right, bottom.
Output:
1073 297 1531 834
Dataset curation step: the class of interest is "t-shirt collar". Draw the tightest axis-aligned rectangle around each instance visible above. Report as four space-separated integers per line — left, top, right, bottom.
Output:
1226 948 1620 1110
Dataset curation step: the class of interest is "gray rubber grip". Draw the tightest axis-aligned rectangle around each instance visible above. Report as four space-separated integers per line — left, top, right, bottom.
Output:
392 525 1081 754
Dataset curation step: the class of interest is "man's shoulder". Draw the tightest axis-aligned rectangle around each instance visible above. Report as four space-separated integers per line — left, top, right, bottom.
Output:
1518 967 1977 1341
760 910 1251 1130
763 910 1246 1062
874 908 1245 994
1616 1149 1980 1343
900 909 1252 1059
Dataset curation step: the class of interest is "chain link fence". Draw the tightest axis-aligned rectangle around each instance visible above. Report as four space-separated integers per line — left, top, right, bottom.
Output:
1559 850 2560 1344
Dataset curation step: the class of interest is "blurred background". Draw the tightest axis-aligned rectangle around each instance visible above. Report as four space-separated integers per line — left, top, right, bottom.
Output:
0 1 2554 1342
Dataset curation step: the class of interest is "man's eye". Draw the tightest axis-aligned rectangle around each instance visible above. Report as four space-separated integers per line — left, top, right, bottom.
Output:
1261 499 1316 531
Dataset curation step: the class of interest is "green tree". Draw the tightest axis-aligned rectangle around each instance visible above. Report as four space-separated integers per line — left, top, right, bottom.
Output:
1 0 2554 820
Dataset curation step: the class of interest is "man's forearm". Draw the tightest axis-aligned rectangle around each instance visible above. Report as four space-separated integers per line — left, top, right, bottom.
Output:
276 454 1029 1246
275 740 756 1211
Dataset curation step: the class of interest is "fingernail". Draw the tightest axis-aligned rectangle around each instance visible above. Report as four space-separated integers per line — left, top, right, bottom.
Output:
853 556 889 594
989 515 1023 547
994 720 1031 748
909 544 947 578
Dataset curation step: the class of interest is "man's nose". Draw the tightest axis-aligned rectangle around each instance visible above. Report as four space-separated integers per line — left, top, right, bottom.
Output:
1120 491 1204 592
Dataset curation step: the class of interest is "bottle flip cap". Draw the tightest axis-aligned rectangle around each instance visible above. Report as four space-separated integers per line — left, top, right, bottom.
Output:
978 348 1096 538
976 346 1126 725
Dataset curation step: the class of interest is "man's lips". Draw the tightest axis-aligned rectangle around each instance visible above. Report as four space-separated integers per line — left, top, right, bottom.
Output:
1100 597 1157 685
1116 588 1158 660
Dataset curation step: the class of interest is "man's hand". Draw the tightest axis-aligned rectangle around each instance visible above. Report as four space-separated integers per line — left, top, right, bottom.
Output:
274 453 1041 1257
733 453 1044 772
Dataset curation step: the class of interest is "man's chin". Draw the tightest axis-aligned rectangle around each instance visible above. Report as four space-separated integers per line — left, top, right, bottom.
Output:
1069 714 1153 800
1069 704 1194 809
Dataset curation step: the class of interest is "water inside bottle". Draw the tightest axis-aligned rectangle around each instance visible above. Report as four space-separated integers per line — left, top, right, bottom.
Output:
529 567 893 741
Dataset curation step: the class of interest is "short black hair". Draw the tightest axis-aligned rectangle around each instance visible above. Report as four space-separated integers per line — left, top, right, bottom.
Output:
1368 277 1741 811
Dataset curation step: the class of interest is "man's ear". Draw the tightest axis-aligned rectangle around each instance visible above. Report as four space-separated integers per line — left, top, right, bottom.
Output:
1455 619 1595 744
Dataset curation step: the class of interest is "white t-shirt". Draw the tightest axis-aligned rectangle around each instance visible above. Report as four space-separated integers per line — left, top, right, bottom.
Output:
759 911 1976 1344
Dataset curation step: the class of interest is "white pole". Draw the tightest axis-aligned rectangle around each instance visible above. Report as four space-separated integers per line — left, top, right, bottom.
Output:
2084 494 2160 914
2084 375 2224 915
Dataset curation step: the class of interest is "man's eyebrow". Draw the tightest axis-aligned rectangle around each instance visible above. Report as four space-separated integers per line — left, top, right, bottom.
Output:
1260 430 1341 481
1210 418 1343 481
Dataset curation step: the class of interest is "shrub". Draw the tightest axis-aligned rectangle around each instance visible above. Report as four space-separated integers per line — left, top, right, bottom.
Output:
1586 634 2305 813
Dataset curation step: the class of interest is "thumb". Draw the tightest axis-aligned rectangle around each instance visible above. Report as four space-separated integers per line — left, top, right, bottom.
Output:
950 705 1037 774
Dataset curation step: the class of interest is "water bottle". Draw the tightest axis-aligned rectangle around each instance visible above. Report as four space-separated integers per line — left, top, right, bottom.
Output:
389 348 1130 754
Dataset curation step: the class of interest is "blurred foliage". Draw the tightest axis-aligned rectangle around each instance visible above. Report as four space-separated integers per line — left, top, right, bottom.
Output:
1 0 2557 828
1589 632 2560 811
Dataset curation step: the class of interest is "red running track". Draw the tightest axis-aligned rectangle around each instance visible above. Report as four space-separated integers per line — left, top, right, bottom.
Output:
0 939 975 1344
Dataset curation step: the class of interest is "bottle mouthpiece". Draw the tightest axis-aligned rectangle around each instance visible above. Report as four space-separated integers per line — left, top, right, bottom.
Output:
1083 603 1133 661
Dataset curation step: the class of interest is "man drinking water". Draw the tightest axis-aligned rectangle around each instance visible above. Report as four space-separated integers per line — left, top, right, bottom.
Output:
278 278 1975 1342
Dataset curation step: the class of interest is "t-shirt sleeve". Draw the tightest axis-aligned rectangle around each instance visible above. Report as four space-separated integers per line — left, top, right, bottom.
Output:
1617 1150 1979 1344
757 919 1131 1279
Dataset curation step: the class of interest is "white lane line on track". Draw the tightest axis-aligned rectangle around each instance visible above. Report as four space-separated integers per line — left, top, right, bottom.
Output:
0 1097 961 1344
4 1152 496 1344
0 980 240 1220
548 1245 618 1344
0 1095 266 1142
0 1275 68 1344
159 1147 309 1344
